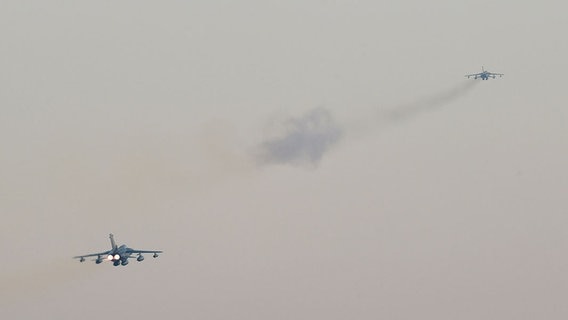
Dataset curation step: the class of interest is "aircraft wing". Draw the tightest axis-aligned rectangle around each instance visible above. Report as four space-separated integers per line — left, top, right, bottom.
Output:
127 249 163 254
465 73 481 78
488 72 504 76
73 251 110 259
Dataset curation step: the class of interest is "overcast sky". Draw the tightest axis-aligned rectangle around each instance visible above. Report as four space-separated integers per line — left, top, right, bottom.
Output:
1 1 568 319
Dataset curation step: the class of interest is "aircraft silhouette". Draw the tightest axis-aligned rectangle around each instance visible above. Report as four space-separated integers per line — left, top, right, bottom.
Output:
73 234 162 266
465 67 504 80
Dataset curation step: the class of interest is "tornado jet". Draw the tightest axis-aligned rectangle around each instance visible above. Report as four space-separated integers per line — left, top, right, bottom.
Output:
73 234 162 266
465 67 504 80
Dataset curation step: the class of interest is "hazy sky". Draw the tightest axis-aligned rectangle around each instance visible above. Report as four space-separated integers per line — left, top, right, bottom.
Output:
2 1 568 319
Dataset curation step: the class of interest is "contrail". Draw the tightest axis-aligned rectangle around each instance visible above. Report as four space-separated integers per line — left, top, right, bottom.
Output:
254 107 342 167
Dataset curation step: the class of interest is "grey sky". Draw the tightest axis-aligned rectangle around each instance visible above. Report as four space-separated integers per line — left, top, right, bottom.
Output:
2 1 568 319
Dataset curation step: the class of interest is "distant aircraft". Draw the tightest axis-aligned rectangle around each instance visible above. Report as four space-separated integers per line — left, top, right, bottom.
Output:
465 67 504 80
73 234 163 266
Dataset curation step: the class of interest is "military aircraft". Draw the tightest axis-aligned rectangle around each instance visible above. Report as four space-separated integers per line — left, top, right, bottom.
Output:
73 234 163 266
465 67 504 80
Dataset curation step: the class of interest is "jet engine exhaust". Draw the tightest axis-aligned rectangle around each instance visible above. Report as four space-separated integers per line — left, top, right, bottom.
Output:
383 81 478 123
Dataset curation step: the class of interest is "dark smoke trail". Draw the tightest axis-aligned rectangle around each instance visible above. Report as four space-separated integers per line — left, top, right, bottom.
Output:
383 81 478 122
255 107 342 167
253 82 476 168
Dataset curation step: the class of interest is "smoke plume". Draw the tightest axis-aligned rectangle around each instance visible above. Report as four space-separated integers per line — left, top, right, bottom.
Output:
253 81 477 167
382 81 478 122
255 107 342 167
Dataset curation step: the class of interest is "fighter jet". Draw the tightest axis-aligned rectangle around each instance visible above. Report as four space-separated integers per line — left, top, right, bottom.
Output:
465 67 503 80
73 234 163 266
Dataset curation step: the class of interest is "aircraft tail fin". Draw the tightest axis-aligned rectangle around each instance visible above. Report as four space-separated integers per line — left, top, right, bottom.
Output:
109 234 117 250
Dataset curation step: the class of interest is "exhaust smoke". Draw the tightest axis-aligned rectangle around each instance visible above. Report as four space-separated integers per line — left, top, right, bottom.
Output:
382 81 478 123
254 107 343 167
